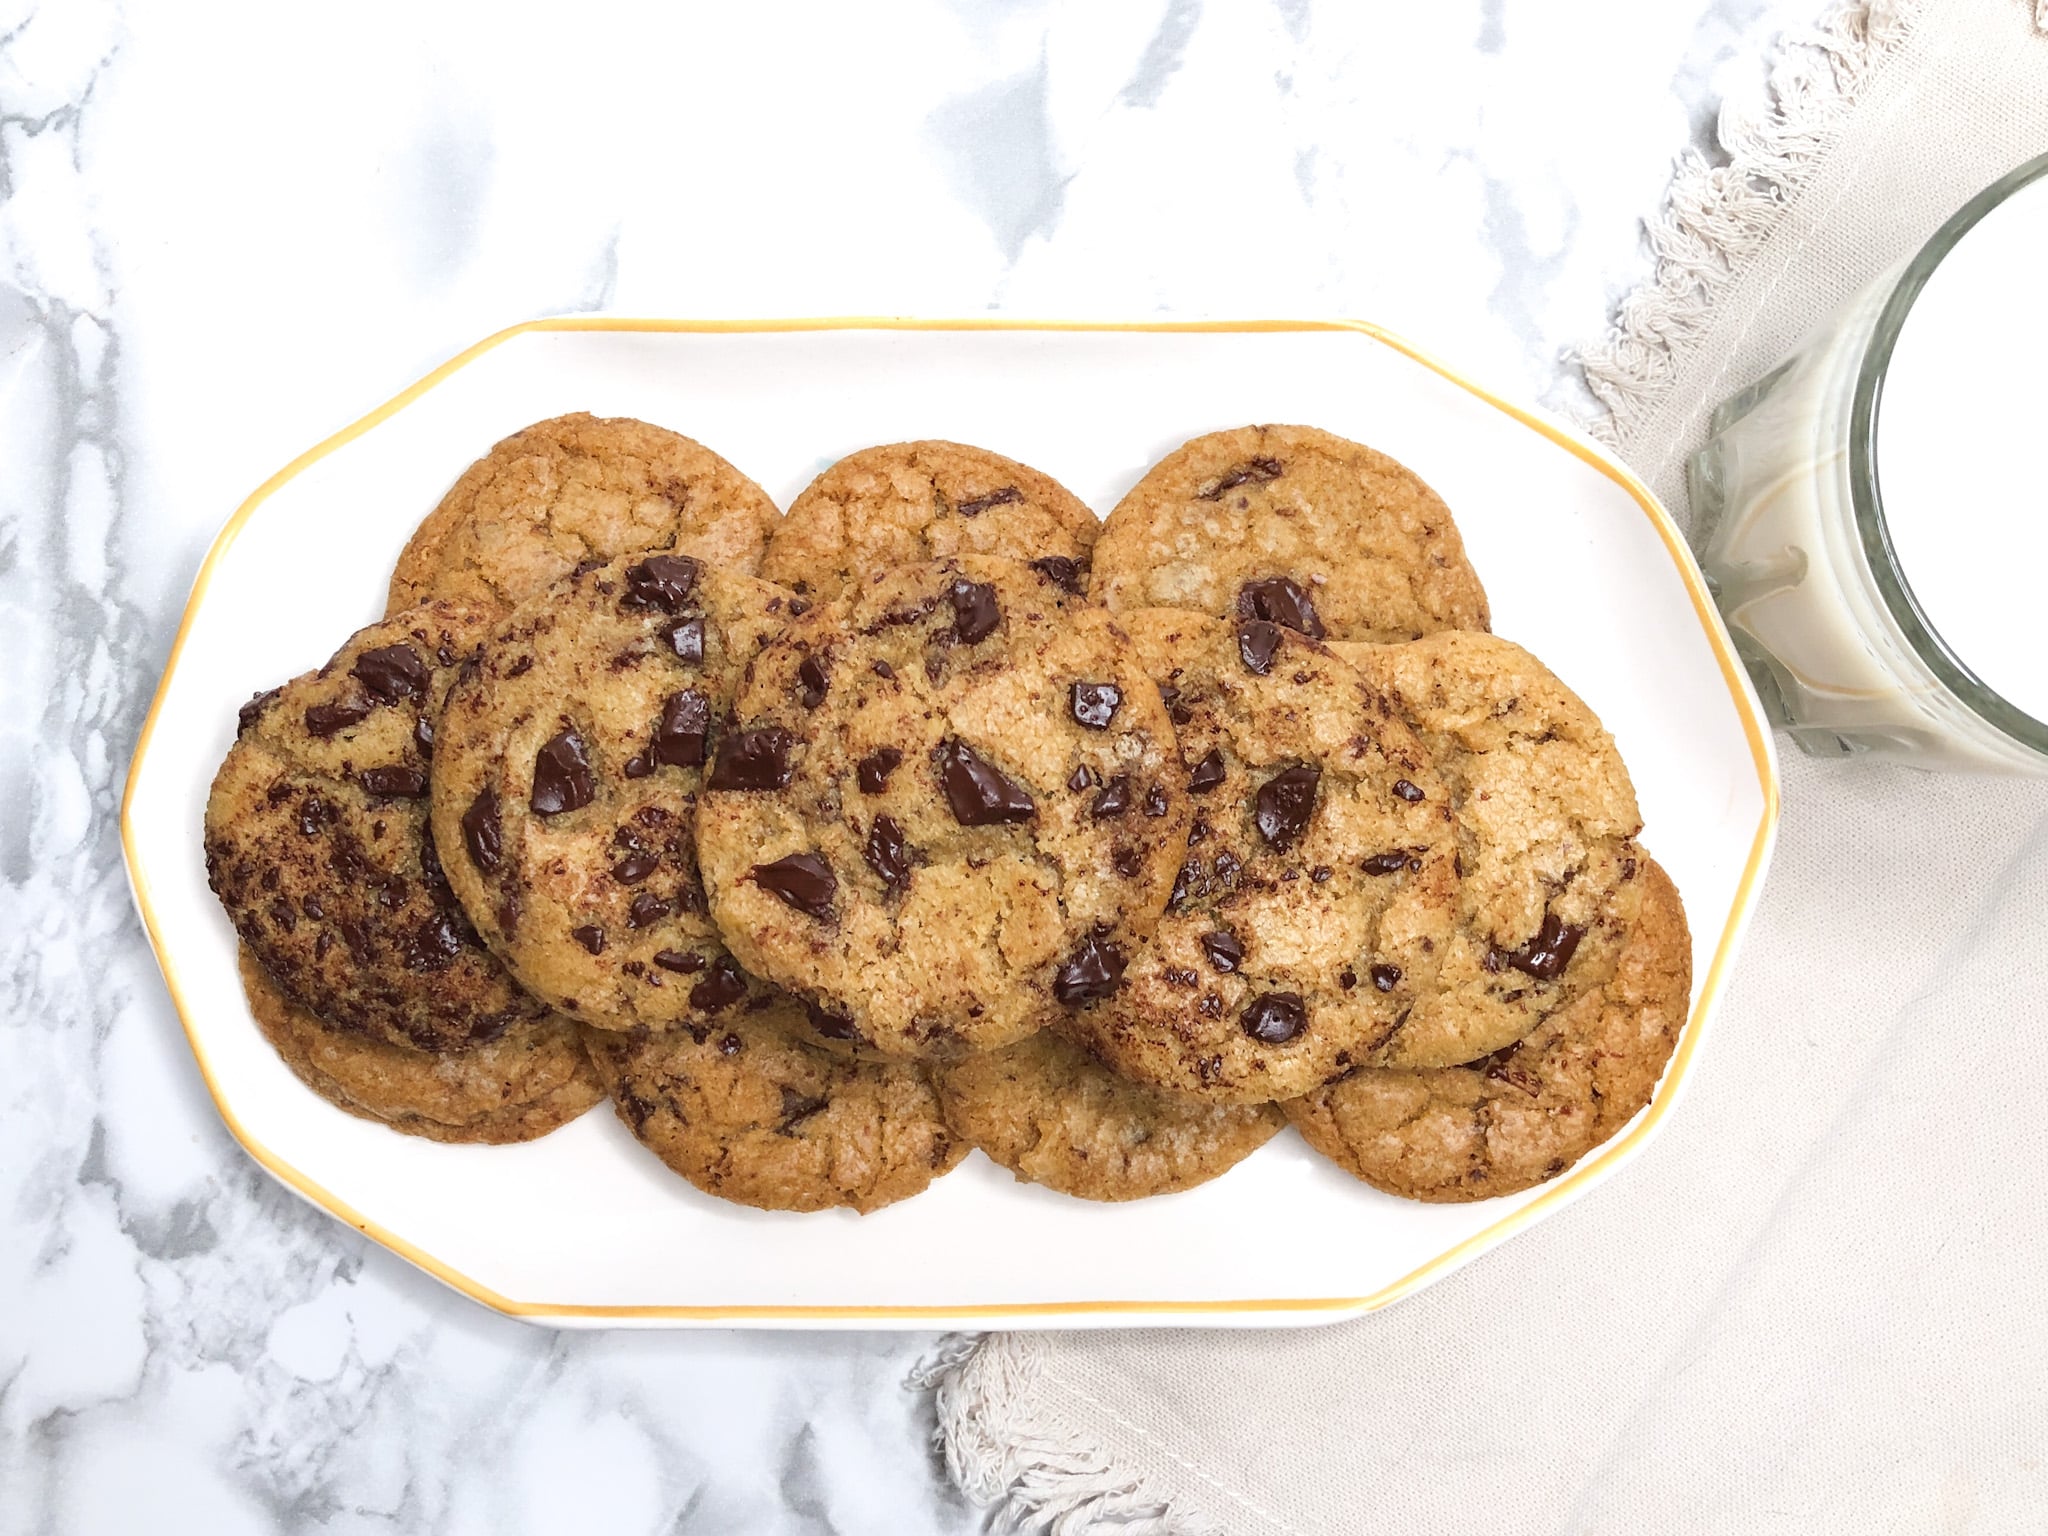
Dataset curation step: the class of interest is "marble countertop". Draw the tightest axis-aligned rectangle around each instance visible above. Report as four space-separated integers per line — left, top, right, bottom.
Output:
3 1 1818 1528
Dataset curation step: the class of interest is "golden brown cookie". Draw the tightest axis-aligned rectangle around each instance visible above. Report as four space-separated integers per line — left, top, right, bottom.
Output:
762 440 1098 603
1093 425 1490 642
1329 633 1645 1070
205 600 551 1053
430 553 800 1034
932 1031 1284 1201
1286 856 1690 1202
238 948 602 1144
387 413 779 617
696 557 1190 1062
1056 610 1457 1104
583 1020 966 1213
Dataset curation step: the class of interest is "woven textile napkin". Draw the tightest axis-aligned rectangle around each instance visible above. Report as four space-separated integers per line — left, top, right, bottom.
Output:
920 1 2048 1529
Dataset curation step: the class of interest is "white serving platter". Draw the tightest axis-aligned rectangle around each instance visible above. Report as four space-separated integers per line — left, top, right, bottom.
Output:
123 319 1778 1329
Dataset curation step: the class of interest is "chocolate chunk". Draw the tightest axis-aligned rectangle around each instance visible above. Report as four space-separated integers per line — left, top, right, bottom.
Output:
1052 933 1126 1005
1029 555 1084 594
666 617 705 664
864 815 912 890
872 659 896 680
1069 681 1123 730
753 852 837 918
788 598 811 616
806 1001 860 1040
461 789 501 873
403 911 464 971
1339 969 1357 990
572 924 606 956
305 699 372 737
776 1086 830 1134
1197 457 1284 499
1236 577 1325 640
352 643 428 703
1067 764 1093 793
1164 965 1199 988
623 753 654 779
358 765 426 799
689 955 748 1012
857 746 903 795
1253 765 1320 849
1392 778 1425 803
1112 845 1143 877
1370 963 1401 992
1500 914 1584 981
797 656 830 710
1168 858 1199 909
623 554 701 612
1201 930 1244 973
1144 785 1169 818
1311 865 1333 883
628 892 669 927
1187 749 1227 793
935 739 1035 825
1240 992 1306 1044
413 716 435 756
707 726 797 791
504 655 533 679
1091 775 1131 819
1362 849 1416 876
1157 682 1192 726
531 728 595 815
956 486 1022 518
1236 619 1283 676
652 689 710 768
611 850 658 884
237 686 282 735
653 948 704 974
946 579 1000 644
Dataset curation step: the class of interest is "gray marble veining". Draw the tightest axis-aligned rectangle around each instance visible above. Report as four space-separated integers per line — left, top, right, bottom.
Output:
0 0 1820 1528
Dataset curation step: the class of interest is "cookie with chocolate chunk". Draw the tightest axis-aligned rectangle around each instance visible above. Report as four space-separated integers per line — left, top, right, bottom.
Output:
387 413 779 618
583 1019 965 1213
696 557 1189 1061
1093 425 1489 642
1327 632 1644 1070
762 440 1098 603
932 1030 1283 1201
238 948 602 1144
205 600 549 1053
1286 856 1689 1202
429 553 801 1033
1057 610 1459 1104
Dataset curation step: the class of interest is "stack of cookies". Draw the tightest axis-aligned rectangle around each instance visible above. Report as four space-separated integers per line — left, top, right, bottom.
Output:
206 414 1690 1213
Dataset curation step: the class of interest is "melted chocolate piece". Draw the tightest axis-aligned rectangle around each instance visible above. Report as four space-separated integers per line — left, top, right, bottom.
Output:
1157 682 1192 726
237 686 282 735
611 850 658 884
753 852 837 918
355 765 424 800
1187 749 1227 793
1362 849 1416 876
653 948 704 973
572 924 606 956
707 727 797 791
623 752 653 779
689 955 748 1012
352 644 428 703
1240 992 1306 1044
628 892 669 928
776 1086 830 1134
1236 619 1283 676
1197 456 1284 499
1066 764 1093 793
667 617 705 664
531 728 596 815
946 578 1000 644
1370 963 1401 992
1143 785 1169 818
403 911 464 971
864 815 912 890
1052 933 1126 1005
957 486 1022 517
305 700 372 738
652 689 710 768
623 554 701 612
805 1001 861 1041
1112 845 1143 877
1029 555 1084 594
934 739 1035 825
797 656 830 709
461 789 501 873
413 716 435 756
1236 577 1325 640
1392 778 1425 803
1200 930 1244 973
1090 775 1131 819
1499 914 1584 981
1253 765 1321 850
857 746 903 795
1069 681 1123 730
872 659 896 680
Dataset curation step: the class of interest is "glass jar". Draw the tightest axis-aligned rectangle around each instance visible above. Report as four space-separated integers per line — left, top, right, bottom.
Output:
1689 152 2048 773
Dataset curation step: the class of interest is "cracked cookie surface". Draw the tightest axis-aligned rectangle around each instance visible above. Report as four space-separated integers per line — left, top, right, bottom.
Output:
1093 424 1489 642
205 599 549 1053
583 1020 965 1213
697 556 1189 1061
1285 856 1689 1202
388 413 779 617
762 440 1098 603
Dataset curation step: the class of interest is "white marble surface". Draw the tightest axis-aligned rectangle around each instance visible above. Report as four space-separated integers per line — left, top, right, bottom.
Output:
2 1 1820 1528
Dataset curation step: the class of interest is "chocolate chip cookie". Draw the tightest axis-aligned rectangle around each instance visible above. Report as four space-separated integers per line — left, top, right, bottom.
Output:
429 554 798 1032
932 1030 1284 1201
1056 609 1459 1104
1286 856 1690 1202
387 413 780 617
1327 633 1645 1070
238 948 603 1144
583 1020 966 1213
762 440 1098 603
696 557 1190 1061
1092 425 1490 642
205 600 550 1053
